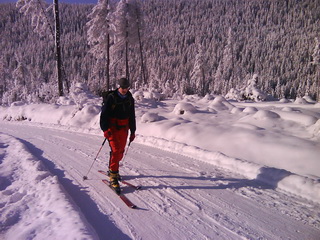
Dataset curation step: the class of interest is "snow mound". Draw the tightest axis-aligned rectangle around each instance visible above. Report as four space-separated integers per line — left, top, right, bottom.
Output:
57 96 75 106
310 119 320 137
279 98 290 103
141 112 161 123
243 106 258 114
303 95 316 103
273 110 318 126
253 110 280 120
294 98 308 104
68 104 101 128
173 102 197 115
209 96 235 111
231 107 243 114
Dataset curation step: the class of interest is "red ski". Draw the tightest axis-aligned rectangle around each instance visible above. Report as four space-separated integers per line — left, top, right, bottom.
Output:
102 179 137 209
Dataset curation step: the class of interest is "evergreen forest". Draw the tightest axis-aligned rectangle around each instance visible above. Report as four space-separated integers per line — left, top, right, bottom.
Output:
0 0 319 105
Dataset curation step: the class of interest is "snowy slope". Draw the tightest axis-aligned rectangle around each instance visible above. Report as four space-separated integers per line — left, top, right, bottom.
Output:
0 92 320 239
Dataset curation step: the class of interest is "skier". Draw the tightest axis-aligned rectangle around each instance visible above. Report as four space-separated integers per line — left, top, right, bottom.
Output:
100 77 136 194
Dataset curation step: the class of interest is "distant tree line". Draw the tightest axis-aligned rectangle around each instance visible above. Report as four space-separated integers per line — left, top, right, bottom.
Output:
0 0 319 105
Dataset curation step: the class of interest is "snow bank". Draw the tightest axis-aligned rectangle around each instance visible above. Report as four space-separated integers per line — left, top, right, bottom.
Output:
136 136 320 203
0 133 98 239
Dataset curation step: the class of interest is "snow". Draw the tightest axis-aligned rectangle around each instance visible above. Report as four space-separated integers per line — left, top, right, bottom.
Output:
0 134 98 240
0 89 320 239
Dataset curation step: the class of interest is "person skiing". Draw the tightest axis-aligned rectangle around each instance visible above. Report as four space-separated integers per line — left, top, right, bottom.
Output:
100 77 136 194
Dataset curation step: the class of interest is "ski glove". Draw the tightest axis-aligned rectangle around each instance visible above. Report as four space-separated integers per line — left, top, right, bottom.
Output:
129 133 135 142
104 130 112 138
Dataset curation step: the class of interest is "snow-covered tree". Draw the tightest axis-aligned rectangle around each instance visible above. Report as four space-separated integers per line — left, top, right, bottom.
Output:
16 0 52 37
311 37 320 101
87 0 113 90
225 74 267 102
111 0 143 81
190 44 207 96
16 0 65 97
311 37 320 65
212 27 235 95
242 74 267 101
0 58 7 101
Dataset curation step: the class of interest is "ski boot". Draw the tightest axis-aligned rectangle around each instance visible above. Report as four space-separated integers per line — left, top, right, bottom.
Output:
107 170 122 181
109 170 121 194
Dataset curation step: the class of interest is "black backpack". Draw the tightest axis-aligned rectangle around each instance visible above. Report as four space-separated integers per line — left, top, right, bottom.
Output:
101 90 132 110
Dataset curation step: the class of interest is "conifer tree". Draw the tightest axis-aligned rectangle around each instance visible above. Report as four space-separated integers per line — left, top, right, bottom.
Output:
87 0 113 90
190 44 207 96
311 37 320 101
16 0 64 96
111 0 144 83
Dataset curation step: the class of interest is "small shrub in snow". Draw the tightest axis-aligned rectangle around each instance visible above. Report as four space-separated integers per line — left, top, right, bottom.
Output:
143 91 165 101
225 74 267 102
172 92 184 100
225 88 242 101
69 82 98 109
133 91 144 101
242 74 267 101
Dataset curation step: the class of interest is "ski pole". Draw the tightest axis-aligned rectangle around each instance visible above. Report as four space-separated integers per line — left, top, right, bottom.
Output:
83 138 107 180
120 141 131 165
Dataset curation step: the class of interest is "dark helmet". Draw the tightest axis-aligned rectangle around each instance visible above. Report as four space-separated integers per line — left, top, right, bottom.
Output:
118 77 130 88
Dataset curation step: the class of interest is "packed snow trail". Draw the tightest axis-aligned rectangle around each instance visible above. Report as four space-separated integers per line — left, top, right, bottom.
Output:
1 121 319 240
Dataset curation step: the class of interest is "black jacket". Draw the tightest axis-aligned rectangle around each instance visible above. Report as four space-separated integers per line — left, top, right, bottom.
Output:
100 89 136 134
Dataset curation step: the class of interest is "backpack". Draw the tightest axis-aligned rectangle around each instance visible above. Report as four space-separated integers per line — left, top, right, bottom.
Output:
101 90 132 110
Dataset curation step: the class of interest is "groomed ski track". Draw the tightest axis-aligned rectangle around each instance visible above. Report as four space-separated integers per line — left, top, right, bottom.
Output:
1 121 319 240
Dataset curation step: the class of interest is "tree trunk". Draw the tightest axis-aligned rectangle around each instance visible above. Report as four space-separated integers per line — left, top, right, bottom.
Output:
137 20 147 86
54 0 63 96
106 33 110 90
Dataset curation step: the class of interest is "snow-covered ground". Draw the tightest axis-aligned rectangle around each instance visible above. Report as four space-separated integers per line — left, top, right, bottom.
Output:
0 88 320 239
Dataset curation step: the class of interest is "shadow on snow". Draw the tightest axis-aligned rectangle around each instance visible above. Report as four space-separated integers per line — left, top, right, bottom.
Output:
19 139 132 240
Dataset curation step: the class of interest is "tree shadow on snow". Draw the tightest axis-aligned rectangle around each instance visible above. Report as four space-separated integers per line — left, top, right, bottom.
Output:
19 139 132 240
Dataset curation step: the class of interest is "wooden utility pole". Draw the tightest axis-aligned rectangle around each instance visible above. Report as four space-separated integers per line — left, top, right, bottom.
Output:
54 0 63 96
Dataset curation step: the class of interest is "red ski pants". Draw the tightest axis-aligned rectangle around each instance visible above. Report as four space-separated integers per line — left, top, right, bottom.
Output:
107 119 129 172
